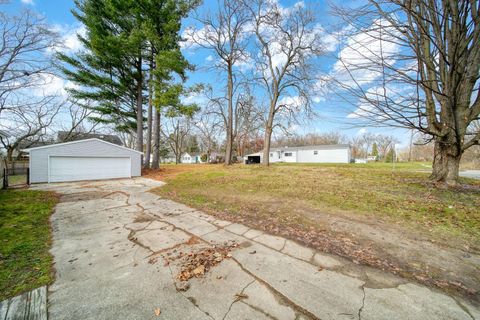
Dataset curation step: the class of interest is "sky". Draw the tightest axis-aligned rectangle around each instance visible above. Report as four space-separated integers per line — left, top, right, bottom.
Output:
4 0 413 149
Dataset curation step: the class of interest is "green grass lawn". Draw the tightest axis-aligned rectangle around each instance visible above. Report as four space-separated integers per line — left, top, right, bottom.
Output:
8 175 27 186
0 189 58 301
153 162 480 243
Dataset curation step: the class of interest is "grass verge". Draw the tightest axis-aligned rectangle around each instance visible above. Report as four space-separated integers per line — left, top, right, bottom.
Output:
0 189 58 301
151 162 480 243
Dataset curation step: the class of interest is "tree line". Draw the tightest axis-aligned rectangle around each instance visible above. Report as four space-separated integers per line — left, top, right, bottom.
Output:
0 0 478 186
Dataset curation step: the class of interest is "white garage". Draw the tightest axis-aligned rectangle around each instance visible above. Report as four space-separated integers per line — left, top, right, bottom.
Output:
24 138 143 183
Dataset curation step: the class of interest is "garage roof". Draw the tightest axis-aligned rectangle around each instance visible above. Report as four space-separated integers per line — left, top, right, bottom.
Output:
22 138 143 154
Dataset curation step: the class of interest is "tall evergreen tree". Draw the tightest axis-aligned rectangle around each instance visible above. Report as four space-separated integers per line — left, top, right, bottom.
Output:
58 0 198 159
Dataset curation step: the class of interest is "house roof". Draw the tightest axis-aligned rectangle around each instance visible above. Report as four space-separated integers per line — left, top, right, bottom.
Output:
183 152 202 157
57 131 123 146
22 138 143 154
245 144 350 156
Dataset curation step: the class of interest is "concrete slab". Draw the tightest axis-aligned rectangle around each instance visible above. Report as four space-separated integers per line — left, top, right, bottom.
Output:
282 240 315 261
361 284 474 320
224 223 250 235
35 177 480 320
134 225 191 252
312 252 344 269
254 234 286 251
243 228 264 239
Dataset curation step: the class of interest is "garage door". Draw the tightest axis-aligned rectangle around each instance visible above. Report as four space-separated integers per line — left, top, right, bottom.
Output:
49 156 131 182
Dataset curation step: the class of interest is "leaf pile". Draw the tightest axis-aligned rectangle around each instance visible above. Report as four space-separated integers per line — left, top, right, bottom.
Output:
167 241 238 284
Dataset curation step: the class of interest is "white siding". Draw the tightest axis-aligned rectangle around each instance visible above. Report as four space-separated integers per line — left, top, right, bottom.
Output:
297 148 350 163
29 139 141 183
245 146 351 164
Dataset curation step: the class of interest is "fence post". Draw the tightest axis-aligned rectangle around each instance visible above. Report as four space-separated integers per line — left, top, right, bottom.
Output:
3 168 7 189
26 168 30 185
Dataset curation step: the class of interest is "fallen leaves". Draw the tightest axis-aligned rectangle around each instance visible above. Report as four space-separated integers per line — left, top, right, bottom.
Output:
175 241 238 282
154 308 161 316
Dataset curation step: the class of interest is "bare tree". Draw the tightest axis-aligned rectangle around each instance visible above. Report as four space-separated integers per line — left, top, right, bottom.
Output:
161 117 191 164
375 134 399 160
185 0 251 165
0 9 57 117
0 96 61 160
57 100 99 142
194 108 222 162
246 0 325 165
234 93 263 158
273 131 348 148
332 0 480 185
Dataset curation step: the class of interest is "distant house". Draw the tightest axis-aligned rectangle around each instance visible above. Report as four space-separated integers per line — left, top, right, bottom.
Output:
181 152 204 164
160 153 177 163
245 145 351 164
57 131 123 146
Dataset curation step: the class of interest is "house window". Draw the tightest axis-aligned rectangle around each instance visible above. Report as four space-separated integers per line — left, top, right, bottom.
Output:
284 152 292 157
270 153 273 157
314 151 318 155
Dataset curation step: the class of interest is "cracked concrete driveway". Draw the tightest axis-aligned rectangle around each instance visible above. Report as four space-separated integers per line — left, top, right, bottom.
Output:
32 178 479 320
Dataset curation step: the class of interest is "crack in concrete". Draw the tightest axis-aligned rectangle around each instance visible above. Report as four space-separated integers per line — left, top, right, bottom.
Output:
230 257 319 320
280 239 287 252
450 295 475 320
357 284 366 320
222 279 256 320
239 301 278 320
166 263 216 320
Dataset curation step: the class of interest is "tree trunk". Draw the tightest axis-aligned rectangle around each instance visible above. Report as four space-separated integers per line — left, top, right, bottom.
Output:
225 63 234 165
262 124 273 166
6 148 14 162
430 139 462 185
144 53 154 168
151 109 160 169
135 58 143 154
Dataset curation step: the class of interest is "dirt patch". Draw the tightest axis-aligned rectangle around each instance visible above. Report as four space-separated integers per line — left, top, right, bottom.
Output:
133 212 155 223
143 165 212 181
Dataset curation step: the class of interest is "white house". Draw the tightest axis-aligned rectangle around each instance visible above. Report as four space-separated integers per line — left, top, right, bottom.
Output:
181 152 204 164
23 138 142 183
245 145 351 164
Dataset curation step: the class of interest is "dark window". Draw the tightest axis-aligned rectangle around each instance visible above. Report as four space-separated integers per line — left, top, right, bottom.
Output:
270 153 273 157
284 152 292 157
314 151 318 155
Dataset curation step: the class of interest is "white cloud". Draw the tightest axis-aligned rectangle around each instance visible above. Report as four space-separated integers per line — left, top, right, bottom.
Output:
357 128 367 135
205 55 214 62
331 18 401 87
31 73 77 98
277 95 305 113
48 24 86 54
182 91 206 106
21 0 34 5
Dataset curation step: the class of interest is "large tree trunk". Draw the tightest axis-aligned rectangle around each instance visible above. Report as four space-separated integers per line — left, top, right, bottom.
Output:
135 58 143 154
430 139 462 185
262 98 277 166
262 123 273 166
144 53 154 168
6 148 14 162
151 109 160 169
225 63 234 165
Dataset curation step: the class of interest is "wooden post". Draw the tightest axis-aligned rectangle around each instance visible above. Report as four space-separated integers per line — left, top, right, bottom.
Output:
27 167 30 185
3 168 7 189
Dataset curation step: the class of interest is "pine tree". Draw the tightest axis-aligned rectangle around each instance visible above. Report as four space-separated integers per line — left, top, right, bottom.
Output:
385 148 395 163
58 0 199 158
371 142 379 161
